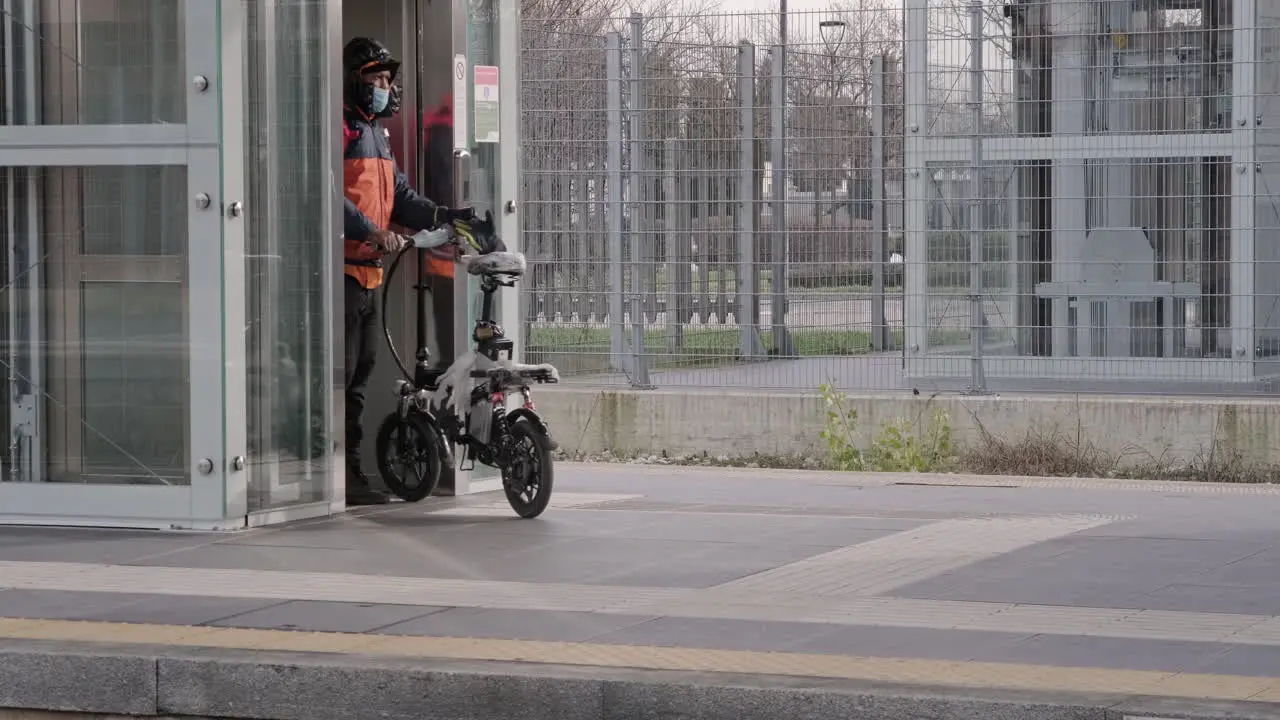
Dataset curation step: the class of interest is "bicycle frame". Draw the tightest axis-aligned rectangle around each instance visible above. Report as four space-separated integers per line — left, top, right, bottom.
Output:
381 233 559 473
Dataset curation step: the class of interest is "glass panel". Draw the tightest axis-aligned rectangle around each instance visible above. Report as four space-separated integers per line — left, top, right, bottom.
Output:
465 0 498 218
0 165 189 486
2 0 186 125
81 282 186 482
461 0 502 483
241 0 333 512
83 166 187 255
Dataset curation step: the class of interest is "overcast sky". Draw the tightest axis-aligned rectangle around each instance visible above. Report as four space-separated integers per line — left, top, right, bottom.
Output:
726 0 905 14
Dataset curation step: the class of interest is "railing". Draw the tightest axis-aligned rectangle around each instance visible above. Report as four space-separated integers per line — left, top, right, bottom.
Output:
518 1 1279 396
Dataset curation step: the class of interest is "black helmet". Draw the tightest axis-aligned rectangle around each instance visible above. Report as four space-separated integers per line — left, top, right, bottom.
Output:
343 37 402 118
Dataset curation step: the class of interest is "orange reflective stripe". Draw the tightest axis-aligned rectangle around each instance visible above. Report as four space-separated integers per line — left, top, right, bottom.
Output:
344 157 394 230
424 254 455 279
344 265 383 289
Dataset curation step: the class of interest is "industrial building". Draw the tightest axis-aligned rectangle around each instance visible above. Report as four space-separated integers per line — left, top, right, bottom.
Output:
903 0 1275 386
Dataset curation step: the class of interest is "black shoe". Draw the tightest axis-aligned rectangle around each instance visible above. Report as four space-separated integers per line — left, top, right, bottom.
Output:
346 468 391 506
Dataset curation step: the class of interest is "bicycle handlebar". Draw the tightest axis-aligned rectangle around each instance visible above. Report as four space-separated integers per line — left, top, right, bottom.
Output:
406 226 453 250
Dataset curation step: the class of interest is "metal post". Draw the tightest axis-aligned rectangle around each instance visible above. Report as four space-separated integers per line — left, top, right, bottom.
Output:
870 55 892 352
629 296 652 388
605 32 627 372
771 45 796 356
966 1 988 393
737 41 765 358
663 137 684 351
628 12 652 388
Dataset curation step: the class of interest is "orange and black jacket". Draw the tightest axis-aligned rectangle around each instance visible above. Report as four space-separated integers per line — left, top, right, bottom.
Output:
343 106 441 289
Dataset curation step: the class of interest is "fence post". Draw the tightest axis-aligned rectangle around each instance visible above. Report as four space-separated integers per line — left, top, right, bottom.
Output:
966 0 988 394
770 45 796 357
628 12 653 388
605 31 627 373
737 40 765 358
870 55 893 352
663 137 685 351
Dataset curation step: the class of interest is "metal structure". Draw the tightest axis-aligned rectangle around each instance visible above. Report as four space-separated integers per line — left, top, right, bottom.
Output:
520 9 902 391
906 0 1272 387
520 1 1277 394
0 0 521 528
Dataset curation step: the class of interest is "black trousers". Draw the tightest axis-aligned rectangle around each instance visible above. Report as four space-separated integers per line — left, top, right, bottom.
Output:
344 275 379 478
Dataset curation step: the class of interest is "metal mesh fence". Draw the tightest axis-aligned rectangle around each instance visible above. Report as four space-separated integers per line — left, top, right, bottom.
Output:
519 0 1278 395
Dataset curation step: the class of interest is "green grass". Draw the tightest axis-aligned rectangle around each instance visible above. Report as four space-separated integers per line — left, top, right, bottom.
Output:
649 268 904 297
528 326 908 362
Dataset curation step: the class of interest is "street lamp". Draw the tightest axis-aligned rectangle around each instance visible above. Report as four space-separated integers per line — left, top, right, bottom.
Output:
818 19 846 222
819 19 847 52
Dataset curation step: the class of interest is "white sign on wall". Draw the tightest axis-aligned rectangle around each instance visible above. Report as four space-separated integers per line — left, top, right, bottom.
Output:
474 65 500 144
452 54 468 150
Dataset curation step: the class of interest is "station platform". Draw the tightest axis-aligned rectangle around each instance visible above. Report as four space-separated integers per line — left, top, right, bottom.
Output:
3 464 1280 719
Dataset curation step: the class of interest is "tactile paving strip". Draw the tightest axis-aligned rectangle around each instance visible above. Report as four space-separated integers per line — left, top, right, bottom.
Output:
709 514 1120 597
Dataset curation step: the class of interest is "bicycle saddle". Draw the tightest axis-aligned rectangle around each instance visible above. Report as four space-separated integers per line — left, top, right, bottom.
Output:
461 251 526 277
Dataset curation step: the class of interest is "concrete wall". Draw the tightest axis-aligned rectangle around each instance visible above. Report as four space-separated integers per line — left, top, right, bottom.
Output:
1 642 1274 720
534 387 1280 468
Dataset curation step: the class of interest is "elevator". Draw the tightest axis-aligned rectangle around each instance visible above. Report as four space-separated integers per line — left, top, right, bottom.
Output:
0 0 520 529
342 0 521 495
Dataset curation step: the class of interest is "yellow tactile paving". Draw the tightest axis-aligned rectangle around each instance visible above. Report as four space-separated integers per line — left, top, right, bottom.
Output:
3 617 1280 704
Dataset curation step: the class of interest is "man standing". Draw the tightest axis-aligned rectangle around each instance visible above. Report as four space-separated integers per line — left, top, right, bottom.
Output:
341 37 471 505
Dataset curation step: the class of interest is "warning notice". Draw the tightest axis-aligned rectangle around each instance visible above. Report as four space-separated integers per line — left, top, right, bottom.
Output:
474 65 499 144
452 54 468 150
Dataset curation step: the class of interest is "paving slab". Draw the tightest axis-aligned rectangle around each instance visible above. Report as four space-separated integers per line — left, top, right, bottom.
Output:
3 464 1280 718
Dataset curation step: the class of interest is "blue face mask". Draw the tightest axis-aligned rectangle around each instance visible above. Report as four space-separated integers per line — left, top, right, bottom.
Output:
370 86 390 114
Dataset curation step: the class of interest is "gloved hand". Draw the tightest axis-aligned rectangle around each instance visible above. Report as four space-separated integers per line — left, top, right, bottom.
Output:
408 227 452 249
434 206 473 226
366 229 405 254
450 215 480 253
445 206 475 223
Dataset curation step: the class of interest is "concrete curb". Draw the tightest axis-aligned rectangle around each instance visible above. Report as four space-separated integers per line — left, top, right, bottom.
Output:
0 640 1277 720
535 387 1280 468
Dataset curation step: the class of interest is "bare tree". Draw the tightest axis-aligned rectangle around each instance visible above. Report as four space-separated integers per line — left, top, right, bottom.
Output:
782 0 902 198
519 0 723 322
518 0 910 317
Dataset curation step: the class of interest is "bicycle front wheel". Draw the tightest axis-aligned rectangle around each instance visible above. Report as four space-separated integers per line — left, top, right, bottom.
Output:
375 412 445 502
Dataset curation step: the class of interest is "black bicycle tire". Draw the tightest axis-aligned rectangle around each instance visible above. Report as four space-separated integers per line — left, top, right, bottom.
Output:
503 417 554 519
374 412 444 502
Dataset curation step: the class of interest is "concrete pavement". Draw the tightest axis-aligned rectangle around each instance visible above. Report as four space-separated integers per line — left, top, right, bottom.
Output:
3 463 1280 718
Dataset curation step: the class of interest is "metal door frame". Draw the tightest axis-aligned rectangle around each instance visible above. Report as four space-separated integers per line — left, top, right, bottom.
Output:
0 0 248 529
443 0 521 494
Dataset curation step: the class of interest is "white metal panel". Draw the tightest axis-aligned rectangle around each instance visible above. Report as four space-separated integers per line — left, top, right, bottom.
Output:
0 145 195 166
215 0 250 521
0 483 211 530
0 0 235 529
0 124 192 150
184 0 223 146
910 356 1254 383
1231 0 1257 362
324 0 345 512
179 154 226 513
902 0 929 360
920 133 1236 164
498 0 521 361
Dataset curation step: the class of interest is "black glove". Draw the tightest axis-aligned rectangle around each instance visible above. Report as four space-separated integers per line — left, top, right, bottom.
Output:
445 206 475 223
